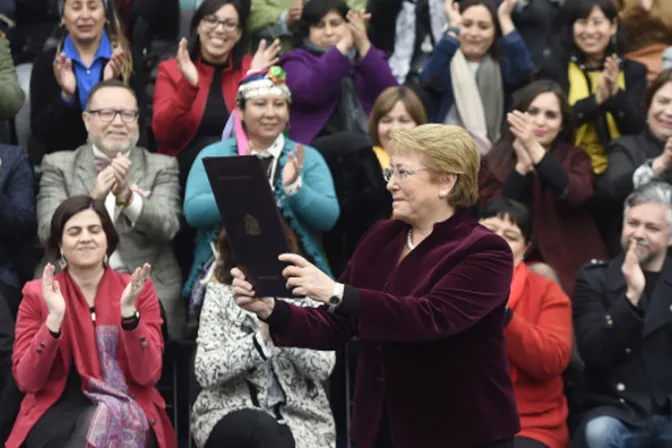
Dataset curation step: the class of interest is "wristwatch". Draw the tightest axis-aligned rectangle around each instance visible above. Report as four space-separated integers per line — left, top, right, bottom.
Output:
443 24 461 36
328 283 345 310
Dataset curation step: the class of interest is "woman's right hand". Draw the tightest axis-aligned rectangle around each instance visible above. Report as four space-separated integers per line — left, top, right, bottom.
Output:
513 139 534 175
42 264 66 332
231 268 275 319
177 38 199 87
54 52 77 100
652 137 672 175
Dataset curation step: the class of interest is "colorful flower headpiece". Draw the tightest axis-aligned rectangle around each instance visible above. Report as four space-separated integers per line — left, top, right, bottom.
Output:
236 66 292 105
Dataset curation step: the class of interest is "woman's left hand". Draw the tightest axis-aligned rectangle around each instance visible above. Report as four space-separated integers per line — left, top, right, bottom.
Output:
280 253 335 303
496 0 517 35
103 48 125 81
250 39 282 71
282 144 305 187
120 263 151 315
346 9 372 57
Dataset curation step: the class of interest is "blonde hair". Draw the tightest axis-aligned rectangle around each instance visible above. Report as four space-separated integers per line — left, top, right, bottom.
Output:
388 124 481 208
54 0 133 86
368 86 428 147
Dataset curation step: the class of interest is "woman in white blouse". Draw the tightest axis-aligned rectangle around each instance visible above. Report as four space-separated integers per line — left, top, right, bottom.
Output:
190 223 336 448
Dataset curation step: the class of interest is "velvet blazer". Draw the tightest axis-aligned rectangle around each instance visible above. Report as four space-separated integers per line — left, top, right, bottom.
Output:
266 211 521 448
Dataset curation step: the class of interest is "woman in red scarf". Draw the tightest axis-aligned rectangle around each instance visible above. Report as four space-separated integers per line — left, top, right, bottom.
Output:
479 198 572 448
8 195 176 448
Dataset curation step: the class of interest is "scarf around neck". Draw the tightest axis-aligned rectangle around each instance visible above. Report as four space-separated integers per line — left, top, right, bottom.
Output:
58 268 149 447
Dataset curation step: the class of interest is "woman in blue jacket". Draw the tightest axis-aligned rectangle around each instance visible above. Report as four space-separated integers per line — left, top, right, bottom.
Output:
420 0 533 154
183 67 340 305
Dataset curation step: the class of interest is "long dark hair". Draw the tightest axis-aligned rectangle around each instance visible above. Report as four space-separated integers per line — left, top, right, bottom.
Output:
214 217 302 285
486 80 575 175
458 0 502 61
565 0 626 61
292 0 350 49
188 0 249 69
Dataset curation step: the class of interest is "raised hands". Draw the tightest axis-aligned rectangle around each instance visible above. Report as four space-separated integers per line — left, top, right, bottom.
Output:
103 48 125 81
177 37 199 86
54 52 77 101
497 0 517 36
285 0 304 27
444 0 461 27
508 111 545 171
110 153 132 199
282 143 305 187
120 263 151 315
596 54 620 104
43 263 66 333
250 39 282 71
652 138 672 176
346 9 372 57
622 240 645 306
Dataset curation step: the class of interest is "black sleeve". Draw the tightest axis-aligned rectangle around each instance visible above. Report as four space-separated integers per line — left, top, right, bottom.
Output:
572 94 603 127
535 152 569 198
603 140 638 204
501 169 531 201
0 296 14 389
335 285 360 319
262 299 291 334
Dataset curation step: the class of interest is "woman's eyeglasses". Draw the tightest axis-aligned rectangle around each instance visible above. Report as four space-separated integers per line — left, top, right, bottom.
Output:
87 109 139 124
202 15 239 32
382 167 428 182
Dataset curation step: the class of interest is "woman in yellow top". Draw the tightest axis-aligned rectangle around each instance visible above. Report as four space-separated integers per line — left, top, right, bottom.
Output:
368 86 428 169
550 0 647 176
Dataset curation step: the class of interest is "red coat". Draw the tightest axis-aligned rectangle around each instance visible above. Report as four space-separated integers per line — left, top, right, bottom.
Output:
152 54 252 157
505 263 572 448
8 270 176 448
479 142 607 293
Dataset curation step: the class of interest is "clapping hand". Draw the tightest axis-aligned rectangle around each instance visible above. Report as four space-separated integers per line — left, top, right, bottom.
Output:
110 153 132 199
103 48 125 81
507 111 536 149
120 263 151 315
91 165 116 200
652 138 672 175
250 39 281 71
282 144 305 187
43 263 66 317
54 52 77 100
346 9 372 56
513 138 534 174
177 37 199 86
622 240 645 306
603 54 620 97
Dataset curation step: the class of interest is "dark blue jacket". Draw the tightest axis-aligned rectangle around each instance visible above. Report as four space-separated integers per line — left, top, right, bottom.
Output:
420 30 534 123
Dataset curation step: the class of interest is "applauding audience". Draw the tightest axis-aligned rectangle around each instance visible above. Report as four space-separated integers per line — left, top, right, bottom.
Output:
280 0 397 144
9 195 176 448
29 0 138 166
421 0 533 153
191 223 335 448
37 80 185 340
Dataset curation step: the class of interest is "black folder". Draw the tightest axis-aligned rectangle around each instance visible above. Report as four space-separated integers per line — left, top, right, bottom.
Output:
202 156 294 298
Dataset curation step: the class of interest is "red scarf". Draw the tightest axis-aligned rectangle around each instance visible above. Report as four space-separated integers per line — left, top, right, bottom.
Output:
58 268 149 447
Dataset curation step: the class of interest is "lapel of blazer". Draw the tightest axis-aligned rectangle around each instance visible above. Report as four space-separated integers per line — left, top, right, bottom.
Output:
74 145 98 195
643 258 672 338
126 147 146 188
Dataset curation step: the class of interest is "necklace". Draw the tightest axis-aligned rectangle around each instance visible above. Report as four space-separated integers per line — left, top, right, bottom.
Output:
406 229 415 250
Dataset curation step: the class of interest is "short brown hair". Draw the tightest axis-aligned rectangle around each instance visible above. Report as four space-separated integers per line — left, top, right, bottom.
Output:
214 217 301 285
47 195 119 256
388 124 481 208
645 68 672 111
85 79 138 110
368 87 428 147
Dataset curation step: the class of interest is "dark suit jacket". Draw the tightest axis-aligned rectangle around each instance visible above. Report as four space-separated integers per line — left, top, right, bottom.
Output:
572 257 672 436
267 211 520 448
0 146 36 292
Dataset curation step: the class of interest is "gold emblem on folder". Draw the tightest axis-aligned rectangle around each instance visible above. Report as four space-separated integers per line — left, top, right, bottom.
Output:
244 214 262 236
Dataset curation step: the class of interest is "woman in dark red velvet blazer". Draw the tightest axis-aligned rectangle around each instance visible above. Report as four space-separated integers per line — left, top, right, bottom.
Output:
231 124 520 448
479 80 607 294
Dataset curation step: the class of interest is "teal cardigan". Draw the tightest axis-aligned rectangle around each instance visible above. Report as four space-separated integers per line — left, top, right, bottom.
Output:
183 137 340 296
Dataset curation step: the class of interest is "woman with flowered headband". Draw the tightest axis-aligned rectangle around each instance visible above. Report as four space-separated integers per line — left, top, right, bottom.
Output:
28 0 141 166
183 66 340 317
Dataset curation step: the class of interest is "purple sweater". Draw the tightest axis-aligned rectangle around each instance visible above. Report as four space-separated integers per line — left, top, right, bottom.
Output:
280 45 398 144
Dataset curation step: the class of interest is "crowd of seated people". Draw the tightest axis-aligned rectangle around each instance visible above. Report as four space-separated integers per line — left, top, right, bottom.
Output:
0 0 671 446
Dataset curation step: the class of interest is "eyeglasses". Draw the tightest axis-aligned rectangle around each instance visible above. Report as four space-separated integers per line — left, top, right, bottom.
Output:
382 167 428 182
87 109 139 124
202 15 239 31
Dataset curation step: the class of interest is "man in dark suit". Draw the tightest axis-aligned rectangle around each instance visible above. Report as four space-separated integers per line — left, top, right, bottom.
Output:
573 181 672 447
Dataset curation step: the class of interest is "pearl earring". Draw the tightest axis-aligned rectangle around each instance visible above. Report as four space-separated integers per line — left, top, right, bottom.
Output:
439 191 447 199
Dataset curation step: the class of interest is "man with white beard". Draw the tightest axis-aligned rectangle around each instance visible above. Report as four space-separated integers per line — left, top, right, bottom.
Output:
36 79 185 340
572 181 672 448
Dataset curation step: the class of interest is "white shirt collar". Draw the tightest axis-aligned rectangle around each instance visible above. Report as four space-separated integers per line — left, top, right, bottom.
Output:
250 134 285 159
92 145 132 159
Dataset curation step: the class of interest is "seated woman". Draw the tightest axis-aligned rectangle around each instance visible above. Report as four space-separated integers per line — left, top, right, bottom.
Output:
7 195 175 448
183 67 339 308
479 79 607 293
604 68 672 254
279 0 397 145
153 0 281 188
547 0 646 177
420 0 533 153
480 198 572 448
29 0 139 165
369 86 427 169
191 222 336 448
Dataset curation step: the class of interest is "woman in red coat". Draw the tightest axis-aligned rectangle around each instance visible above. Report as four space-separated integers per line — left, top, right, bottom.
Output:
8 196 176 448
479 79 607 293
480 198 572 448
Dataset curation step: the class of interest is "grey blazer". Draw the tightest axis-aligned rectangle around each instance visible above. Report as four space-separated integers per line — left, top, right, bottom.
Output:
37 145 186 339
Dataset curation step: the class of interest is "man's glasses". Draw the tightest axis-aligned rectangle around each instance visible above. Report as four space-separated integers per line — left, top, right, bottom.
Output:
201 15 239 32
87 109 139 124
